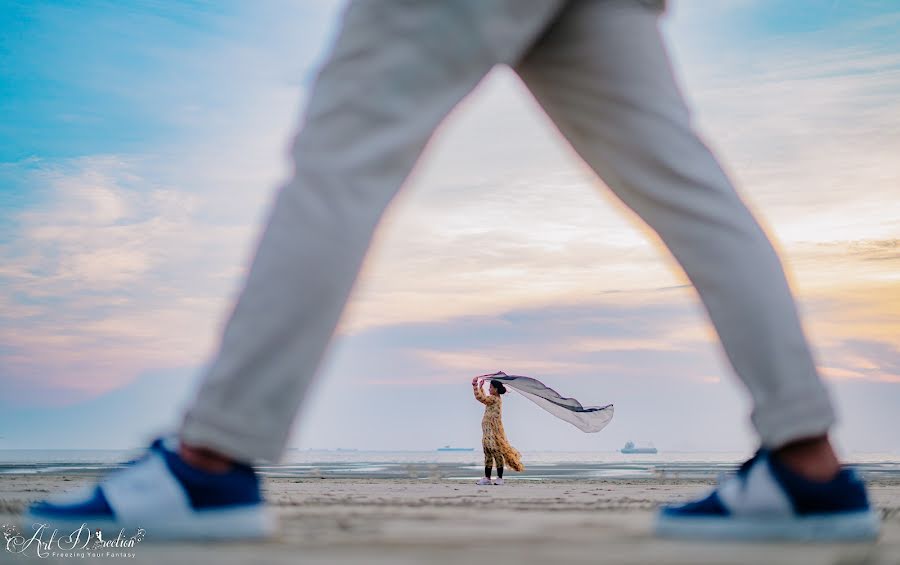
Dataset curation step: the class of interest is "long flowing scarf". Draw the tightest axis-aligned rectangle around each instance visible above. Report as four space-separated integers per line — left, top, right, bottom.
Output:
479 371 614 433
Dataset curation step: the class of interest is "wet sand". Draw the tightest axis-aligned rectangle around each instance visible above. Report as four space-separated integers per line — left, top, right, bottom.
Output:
1 474 898 564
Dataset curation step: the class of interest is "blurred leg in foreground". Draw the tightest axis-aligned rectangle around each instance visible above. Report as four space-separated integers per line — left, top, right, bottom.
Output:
515 0 876 540
24 0 565 539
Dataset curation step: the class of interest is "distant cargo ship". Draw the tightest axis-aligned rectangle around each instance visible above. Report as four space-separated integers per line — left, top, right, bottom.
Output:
620 441 657 454
437 445 474 452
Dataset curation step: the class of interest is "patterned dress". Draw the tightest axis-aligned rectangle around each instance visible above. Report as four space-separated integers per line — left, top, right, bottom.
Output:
473 384 524 472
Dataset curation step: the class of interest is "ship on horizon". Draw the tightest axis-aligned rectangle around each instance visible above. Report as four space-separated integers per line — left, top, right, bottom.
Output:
620 441 657 454
436 445 474 452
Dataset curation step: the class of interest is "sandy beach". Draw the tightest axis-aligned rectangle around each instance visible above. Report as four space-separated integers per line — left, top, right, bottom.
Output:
1 474 898 565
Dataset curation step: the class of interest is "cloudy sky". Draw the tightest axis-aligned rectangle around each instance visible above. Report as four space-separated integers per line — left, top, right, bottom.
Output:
1 1 898 455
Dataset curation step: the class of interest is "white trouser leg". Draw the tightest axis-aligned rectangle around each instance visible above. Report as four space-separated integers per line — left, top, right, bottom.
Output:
516 0 834 448
179 0 564 462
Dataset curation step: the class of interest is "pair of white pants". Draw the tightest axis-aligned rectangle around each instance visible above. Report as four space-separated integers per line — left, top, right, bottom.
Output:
180 0 835 462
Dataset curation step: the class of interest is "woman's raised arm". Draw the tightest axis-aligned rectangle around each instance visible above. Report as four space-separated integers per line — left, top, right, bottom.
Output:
472 377 494 405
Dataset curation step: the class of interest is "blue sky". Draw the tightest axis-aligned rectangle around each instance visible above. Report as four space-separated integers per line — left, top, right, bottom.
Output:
0 1 338 160
1 1 898 454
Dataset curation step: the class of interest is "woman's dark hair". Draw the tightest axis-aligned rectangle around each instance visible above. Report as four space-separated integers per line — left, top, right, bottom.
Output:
490 380 507 394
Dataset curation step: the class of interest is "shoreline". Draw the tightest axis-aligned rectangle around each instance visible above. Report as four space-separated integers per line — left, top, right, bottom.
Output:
4 455 900 482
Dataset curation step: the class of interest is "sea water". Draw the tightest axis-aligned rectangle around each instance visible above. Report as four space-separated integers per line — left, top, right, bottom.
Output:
1 449 899 481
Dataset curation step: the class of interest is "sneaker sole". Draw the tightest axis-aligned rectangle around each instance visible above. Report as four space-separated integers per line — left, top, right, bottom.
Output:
654 510 880 541
22 504 277 541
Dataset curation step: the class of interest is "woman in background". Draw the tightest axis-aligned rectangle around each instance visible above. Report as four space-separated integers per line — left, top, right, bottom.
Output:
472 375 524 485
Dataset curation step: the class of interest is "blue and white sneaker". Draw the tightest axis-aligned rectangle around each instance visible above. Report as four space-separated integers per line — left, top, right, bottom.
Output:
23 438 276 540
655 450 880 541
